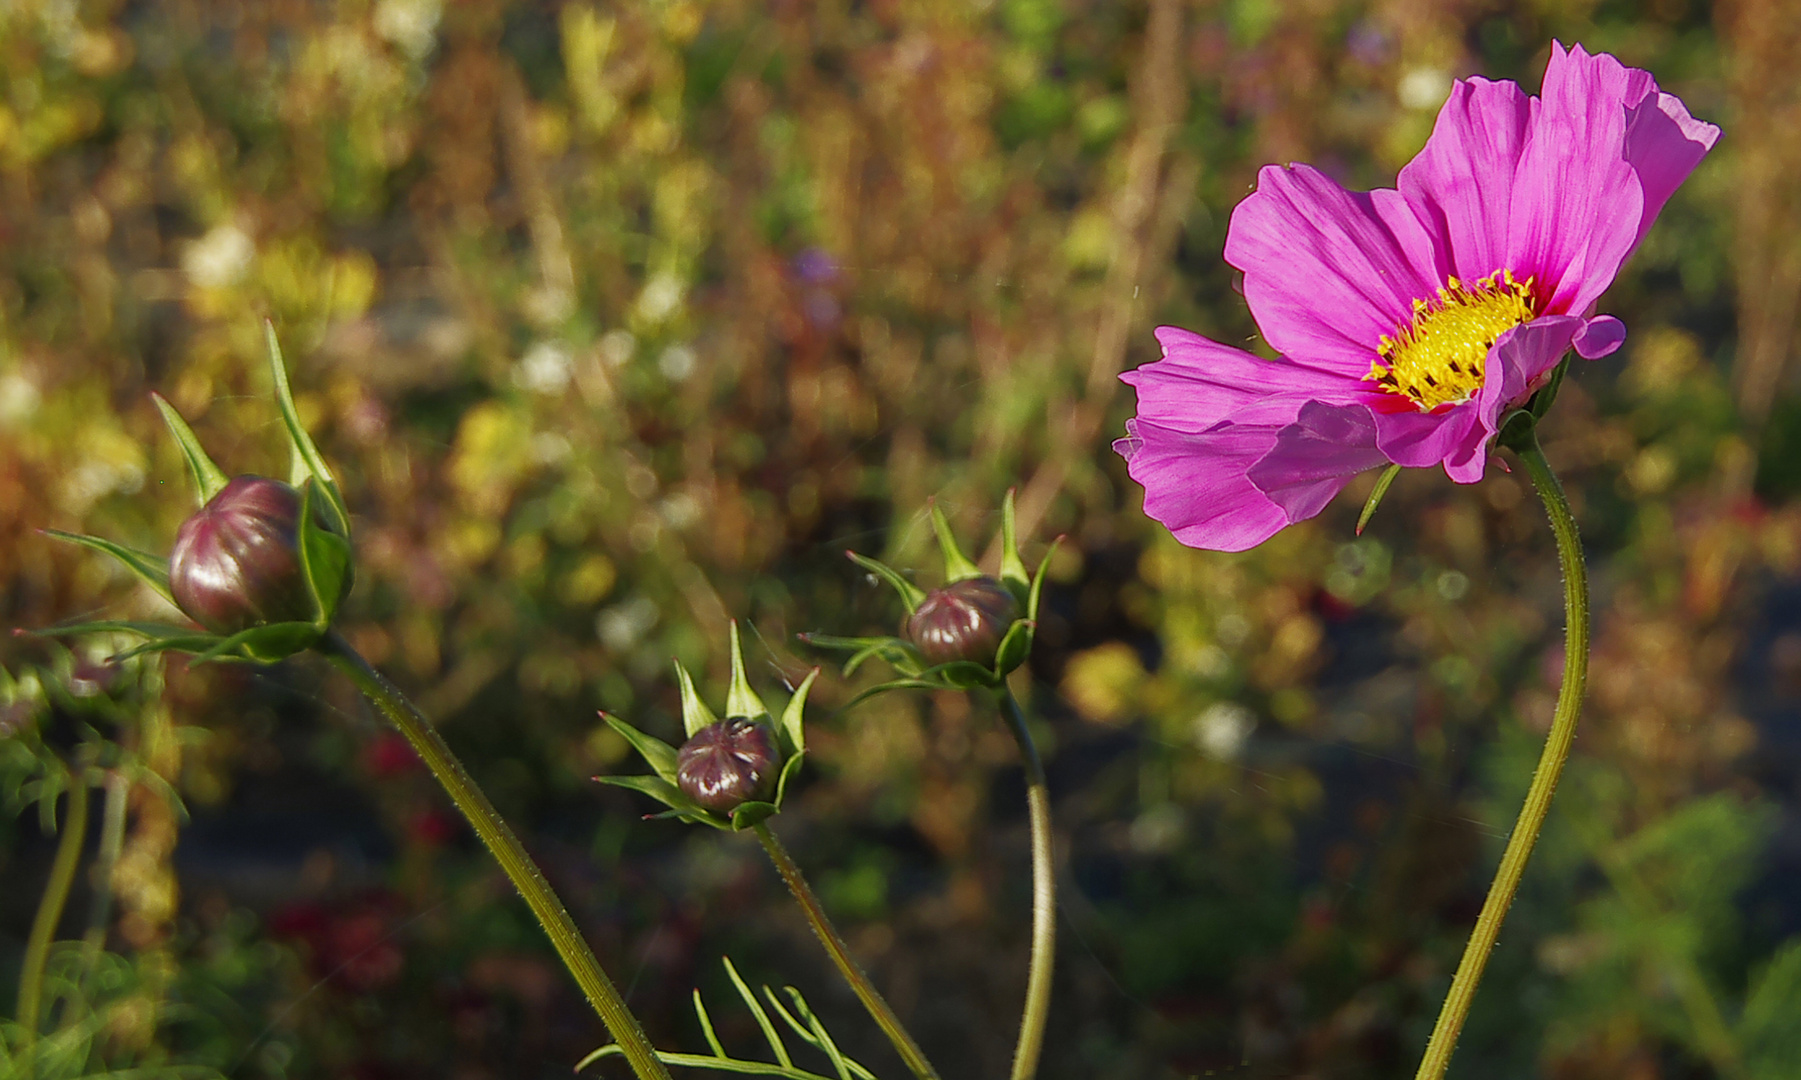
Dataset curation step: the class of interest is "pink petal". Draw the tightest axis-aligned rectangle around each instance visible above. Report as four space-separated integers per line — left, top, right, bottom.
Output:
1573 314 1626 359
1225 164 1444 377
1246 402 1390 520
1623 88 1720 252
1123 326 1374 432
1506 42 1646 316
1398 75 1535 285
1115 418 1291 552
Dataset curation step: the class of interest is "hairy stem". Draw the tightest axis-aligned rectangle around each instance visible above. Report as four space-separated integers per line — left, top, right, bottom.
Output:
1413 434 1590 1080
995 687 1055 1080
753 823 940 1080
18 774 90 1054
319 631 669 1080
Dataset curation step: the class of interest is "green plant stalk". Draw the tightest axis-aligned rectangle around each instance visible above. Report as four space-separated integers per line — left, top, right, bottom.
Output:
752 822 941 1080
995 687 1055 1080
80 769 132 1000
17 776 90 1055
1413 434 1590 1080
318 631 669 1080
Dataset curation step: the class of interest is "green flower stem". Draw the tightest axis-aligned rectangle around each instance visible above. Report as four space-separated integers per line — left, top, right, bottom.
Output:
17 774 90 1054
1413 433 1590 1080
995 686 1055 1080
752 822 941 1080
82 769 131 984
318 631 669 1080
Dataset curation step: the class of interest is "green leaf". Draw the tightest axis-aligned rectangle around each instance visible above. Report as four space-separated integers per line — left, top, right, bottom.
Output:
993 617 1035 677
150 392 229 506
295 481 352 626
929 500 981 582
1741 939 1801 1078
1025 535 1060 624
777 668 816 757
845 551 925 613
601 712 681 782
726 622 769 720
1356 463 1403 537
38 532 174 607
723 957 793 1068
265 322 351 536
677 661 720 738
576 1045 851 1080
694 989 728 1058
999 487 1030 597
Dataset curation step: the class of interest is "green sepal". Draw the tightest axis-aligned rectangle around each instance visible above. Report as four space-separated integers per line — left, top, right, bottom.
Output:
1356 463 1403 537
193 621 321 664
925 659 998 690
675 661 719 738
993 617 1036 677
777 668 816 758
729 798 779 831
595 774 723 828
772 748 805 806
797 632 923 678
295 480 352 627
725 621 769 720
1528 355 1571 420
31 619 207 645
840 677 953 711
40 530 176 608
150 392 229 506
845 551 925 613
929 501 982 582
600 712 680 783
1495 406 1538 454
1025 535 1060 624
265 322 351 537
999 488 1030 600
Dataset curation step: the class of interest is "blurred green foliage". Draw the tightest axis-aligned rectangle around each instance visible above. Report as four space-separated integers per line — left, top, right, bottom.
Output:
3 0 1801 1077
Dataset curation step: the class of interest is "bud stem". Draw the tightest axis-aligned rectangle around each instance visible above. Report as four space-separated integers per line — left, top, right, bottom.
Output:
17 771 90 1058
1413 432 1590 1080
995 686 1056 1080
318 631 670 1080
752 822 941 1080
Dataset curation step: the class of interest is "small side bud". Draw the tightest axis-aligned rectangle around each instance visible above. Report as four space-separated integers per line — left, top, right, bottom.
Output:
905 575 1019 666
676 717 782 814
169 476 318 633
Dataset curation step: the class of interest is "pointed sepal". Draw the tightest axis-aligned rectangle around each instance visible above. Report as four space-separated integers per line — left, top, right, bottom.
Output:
725 621 769 720
40 530 176 608
600 711 680 783
999 488 1030 599
675 661 719 738
150 393 229 507
929 500 982 582
265 322 351 537
846 550 926 613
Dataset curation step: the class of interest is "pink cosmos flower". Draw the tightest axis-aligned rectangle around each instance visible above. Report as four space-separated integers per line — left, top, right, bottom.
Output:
1116 43 1719 552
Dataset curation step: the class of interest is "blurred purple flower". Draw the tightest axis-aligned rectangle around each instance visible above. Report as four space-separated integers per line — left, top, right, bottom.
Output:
1117 43 1719 551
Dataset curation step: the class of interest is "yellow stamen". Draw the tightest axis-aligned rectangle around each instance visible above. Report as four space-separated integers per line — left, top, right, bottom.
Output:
1366 270 1537 411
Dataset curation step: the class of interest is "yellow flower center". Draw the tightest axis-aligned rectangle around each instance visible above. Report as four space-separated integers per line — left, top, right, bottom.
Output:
1366 271 1537 411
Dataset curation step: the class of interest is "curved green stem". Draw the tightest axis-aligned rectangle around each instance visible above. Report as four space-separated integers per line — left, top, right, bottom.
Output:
752 823 940 1080
18 774 90 1054
995 687 1055 1080
318 631 669 1080
1413 433 1590 1080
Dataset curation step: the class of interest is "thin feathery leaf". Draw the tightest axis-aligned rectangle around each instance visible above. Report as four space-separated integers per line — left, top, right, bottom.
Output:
577 1046 849 1080
782 988 851 1080
694 990 728 1058
150 393 229 505
724 958 792 1068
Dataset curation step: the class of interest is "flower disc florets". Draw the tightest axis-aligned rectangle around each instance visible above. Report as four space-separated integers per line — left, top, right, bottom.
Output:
676 717 783 814
1369 271 1537 411
906 576 1020 667
169 475 318 634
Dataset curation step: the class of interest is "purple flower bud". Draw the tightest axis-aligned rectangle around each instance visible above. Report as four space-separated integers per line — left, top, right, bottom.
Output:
905 575 1019 667
169 476 318 634
676 717 782 815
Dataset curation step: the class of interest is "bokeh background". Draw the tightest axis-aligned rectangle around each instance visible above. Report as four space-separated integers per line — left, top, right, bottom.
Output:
4 0 1801 1077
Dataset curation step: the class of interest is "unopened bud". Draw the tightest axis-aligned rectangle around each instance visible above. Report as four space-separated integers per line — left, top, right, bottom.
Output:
676 717 782 814
905 576 1018 666
169 476 317 634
